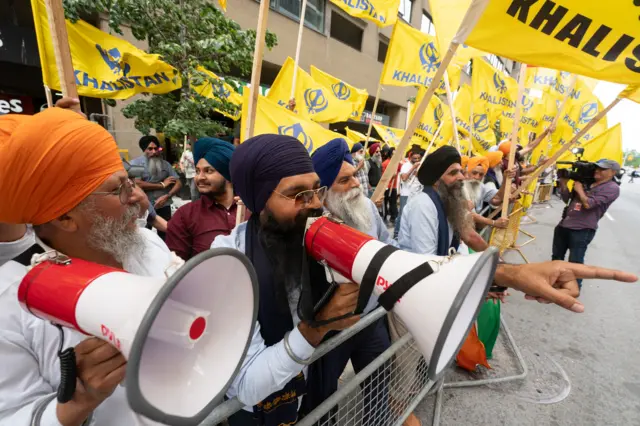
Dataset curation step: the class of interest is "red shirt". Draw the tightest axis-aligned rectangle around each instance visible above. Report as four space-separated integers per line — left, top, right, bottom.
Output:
166 196 239 260
382 159 399 190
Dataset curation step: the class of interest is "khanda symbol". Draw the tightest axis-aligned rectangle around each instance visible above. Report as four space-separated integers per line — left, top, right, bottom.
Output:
493 73 507 94
304 88 329 114
419 42 441 73
96 44 131 76
433 105 444 128
473 114 489 133
579 102 598 124
332 82 351 100
211 80 231 99
278 123 314 153
385 128 399 144
522 95 534 112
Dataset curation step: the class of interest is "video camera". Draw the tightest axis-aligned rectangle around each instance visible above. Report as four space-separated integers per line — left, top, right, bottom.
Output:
556 147 623 185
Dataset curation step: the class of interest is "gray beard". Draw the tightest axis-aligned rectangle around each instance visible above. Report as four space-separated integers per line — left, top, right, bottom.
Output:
325 187 372 233
463 180 483 206
82 200 146 264
371 155 382 166
148 157 163 180
436 180 472 235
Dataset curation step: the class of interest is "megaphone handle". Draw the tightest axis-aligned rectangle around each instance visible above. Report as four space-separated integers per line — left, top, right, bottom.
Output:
53 324 77 403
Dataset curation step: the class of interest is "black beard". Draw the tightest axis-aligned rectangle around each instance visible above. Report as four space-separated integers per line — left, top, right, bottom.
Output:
258 207 324 313
205 179 227 198
436 180 470 235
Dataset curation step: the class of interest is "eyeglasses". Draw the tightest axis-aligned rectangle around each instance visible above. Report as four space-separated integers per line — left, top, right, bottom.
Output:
91 179 136 205
274 186 328 207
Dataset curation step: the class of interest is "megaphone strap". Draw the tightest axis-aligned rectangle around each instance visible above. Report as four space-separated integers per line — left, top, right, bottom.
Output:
378 262 435 311
356 245 399 314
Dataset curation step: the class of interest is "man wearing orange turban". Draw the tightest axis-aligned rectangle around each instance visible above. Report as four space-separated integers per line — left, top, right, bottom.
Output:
463 155 512 230
0 107 177 425
0 114 35 265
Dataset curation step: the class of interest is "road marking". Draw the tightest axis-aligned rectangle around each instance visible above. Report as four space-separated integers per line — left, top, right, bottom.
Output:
605 212 615 221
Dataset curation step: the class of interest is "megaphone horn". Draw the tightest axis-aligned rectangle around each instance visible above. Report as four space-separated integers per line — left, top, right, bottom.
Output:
305 216 499 381
18 248 258 426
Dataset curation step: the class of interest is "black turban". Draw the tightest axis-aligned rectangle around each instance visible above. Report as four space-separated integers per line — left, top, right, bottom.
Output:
139 135 159 151
230 134 315 214
418 146 461 187
311 138 353 188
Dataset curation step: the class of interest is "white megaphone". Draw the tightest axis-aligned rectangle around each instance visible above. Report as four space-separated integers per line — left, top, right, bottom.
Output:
305 216 498 381
18 248 258 425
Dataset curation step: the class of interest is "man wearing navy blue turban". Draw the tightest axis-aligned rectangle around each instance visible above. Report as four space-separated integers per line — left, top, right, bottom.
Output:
212 134 390 426
311 138 394 245
165 137 239 260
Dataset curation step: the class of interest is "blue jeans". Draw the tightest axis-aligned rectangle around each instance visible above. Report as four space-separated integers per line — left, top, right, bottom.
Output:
394 195 409 238
551 225 596 288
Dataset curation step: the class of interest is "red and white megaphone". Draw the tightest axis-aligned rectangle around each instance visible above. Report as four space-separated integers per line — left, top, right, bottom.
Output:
18 248 258 425
305 216 499 381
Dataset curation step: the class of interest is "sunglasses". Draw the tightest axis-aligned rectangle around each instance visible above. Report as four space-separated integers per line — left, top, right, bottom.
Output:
274 186 328 207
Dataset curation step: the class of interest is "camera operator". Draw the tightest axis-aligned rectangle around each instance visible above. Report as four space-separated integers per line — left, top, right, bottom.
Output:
553 159 621 291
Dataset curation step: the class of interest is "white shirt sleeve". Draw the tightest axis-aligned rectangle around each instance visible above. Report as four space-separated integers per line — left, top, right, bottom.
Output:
226 322 314 406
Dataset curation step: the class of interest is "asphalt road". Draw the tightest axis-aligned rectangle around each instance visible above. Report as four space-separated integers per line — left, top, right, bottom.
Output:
414 181 640 426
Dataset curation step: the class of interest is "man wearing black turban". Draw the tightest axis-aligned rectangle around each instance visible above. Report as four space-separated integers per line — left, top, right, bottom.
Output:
166 137 238 260
398 146 487 256
212 134 370 426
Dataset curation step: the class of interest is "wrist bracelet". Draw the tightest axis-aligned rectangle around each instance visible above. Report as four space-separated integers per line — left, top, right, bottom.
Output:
160 182 165 188
283 331 312 365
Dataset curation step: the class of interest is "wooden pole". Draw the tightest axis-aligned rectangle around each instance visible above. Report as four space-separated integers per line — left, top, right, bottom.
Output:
500 64 527 219
43 0 80 112
370 43 460 203
468 95 474 156
289 0 309 102
363 84 383 155
487 97 621 220
44 85 53 108
238 0 270 224
443 70 461 152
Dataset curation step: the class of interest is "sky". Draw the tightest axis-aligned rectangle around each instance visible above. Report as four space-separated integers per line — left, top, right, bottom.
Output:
593 82 640 153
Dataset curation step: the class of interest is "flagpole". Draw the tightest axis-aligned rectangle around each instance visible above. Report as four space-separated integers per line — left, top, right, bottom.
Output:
443 70 461 152
289 0 309 105
500 64 527 219
238 0 270 224
43 0 80 112
44 85 53 108
370 0 490 203
363 83 383 155
486 97 621 220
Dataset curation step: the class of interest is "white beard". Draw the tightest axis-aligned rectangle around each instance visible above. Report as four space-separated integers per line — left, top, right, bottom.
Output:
325 187 372 233
463 179 483 206
148 157 163 180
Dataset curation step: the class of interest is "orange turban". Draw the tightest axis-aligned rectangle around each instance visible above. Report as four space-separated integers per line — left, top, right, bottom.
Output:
486 151 504 168
498 141 512 156
461 155 469 170
0 114 30 146
467 156 489 173
0 108 123 225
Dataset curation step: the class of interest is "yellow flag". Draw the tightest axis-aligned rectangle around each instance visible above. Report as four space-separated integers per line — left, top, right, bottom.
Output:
310 66 368 121
345 127 380 145
328 0 399 27
552 92 608 156
241 92 342 154
619 85 640 104
410 88 451 148
373 124 404 147
471 59 518 126
454 84 496 154
428 0 486 66
193 67 242 120
498 92 546 144
558 124 623 165
31 0 181 99
464 0 640 85
217 0 226 11
267 57 354 123
381 21 443 88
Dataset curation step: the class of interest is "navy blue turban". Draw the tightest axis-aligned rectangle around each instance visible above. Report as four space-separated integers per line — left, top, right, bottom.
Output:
230 134 314 214
350 142 363 154
311 138 353 188
194 137 235 182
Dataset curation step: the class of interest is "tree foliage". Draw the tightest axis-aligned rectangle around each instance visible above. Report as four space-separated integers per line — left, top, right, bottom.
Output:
63 0 277 139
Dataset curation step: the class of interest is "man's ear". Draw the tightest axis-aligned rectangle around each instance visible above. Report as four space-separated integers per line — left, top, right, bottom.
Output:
48 212 80 233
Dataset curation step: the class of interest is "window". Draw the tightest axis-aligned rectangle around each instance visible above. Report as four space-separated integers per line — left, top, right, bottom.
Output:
487 54 506 74
420 11 435 36
378 39 389 63
398 0 413 23
330 11 363 51
270 0 325 33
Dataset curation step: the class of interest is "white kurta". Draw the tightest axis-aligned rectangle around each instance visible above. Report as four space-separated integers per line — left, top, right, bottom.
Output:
0 228 173 426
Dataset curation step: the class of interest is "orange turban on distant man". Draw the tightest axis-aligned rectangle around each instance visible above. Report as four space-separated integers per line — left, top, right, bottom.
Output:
467 156 490 174
498 141 512 156
0 108 123 225
461 155 469 170
486 151 504 168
